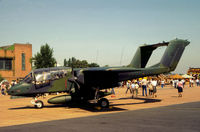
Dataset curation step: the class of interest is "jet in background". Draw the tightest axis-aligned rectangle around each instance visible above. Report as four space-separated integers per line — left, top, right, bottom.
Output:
7 39 190 108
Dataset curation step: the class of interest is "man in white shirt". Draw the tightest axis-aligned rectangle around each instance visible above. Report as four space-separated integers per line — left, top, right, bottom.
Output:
196 79 199 86
151 79 157 97
161 80 165 88
141 78 147 96
131 82 135 98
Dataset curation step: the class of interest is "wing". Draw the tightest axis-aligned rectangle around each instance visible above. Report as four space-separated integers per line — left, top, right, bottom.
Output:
75 67 142 88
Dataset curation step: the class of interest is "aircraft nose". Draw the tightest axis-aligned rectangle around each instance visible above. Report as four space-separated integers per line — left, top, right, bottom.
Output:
7 86 16 95
7 89 13 95
7 89 11 95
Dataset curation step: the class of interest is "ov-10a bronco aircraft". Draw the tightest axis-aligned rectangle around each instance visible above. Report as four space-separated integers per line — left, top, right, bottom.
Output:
8 39 190 108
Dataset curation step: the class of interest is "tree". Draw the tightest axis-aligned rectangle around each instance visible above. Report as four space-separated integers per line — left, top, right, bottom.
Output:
80 60 89 68
64 57 99 68
104 65 109 67
88 63 100 67
64 59 67 66
32 44 56 68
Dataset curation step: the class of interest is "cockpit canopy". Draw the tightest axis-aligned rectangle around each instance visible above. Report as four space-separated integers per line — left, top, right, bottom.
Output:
22 67 72 84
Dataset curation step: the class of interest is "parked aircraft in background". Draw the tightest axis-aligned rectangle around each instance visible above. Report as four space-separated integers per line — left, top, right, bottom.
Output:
7 39 190 108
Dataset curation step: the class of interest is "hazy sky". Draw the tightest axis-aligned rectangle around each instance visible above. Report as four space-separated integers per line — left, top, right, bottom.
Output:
0 0 199 74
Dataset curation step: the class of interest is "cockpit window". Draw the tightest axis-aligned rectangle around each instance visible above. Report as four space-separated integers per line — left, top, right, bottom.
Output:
23 73 32 83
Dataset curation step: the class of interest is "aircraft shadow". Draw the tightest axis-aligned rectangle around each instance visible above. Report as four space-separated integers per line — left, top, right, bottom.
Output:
111 97 162 107
63 103 127 112
9 104 66 110
110 96 162 102
9 104 126 112
9 97 161 112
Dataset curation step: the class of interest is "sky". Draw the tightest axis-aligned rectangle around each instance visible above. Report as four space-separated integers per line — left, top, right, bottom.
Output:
0 0 199 74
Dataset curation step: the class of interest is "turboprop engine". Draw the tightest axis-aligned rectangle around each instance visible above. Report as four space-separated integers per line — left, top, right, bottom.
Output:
48 95 72 104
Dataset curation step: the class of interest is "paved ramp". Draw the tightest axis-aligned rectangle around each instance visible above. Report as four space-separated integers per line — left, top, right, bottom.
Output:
1 101 200 132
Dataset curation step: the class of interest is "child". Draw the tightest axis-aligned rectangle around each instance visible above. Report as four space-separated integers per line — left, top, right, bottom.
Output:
177 79 183 97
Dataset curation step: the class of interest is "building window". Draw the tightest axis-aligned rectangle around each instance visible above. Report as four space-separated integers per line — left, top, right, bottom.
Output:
0 60 3 69
0 58 12 70
22 53 25 70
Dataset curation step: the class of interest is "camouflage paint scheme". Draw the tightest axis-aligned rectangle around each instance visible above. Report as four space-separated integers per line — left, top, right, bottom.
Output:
7 39 190 106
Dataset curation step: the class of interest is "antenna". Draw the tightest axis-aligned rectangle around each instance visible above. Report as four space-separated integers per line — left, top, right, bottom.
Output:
120 46 125 65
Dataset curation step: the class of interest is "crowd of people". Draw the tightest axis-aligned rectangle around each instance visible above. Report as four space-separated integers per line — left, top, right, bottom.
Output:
124 78 159 98
122 78 200 98
0 80 17 96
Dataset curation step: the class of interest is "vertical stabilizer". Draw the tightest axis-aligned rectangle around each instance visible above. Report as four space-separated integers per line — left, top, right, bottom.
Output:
160 39 190 71
128 46 153 68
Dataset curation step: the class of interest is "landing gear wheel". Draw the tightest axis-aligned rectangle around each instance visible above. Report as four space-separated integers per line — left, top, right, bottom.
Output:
34 100 44 109
98 98 109 108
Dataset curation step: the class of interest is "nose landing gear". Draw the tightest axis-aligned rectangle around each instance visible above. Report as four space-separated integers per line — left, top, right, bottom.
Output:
31 98 44 109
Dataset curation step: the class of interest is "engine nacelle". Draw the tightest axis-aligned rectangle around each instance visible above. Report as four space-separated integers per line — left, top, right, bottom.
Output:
48 95 72 104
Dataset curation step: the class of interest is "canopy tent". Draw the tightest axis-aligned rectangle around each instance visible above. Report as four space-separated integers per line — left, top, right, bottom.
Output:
182 74 195 79
168 74 184 79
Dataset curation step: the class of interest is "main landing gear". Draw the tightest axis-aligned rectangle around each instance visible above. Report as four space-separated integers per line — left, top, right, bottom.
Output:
31 98 44 109
94 88 110 108
98 98 109 108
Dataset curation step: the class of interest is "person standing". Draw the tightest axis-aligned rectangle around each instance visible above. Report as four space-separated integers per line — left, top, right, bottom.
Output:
125 81 132 94
131 82 135 98
135 82 139 97
196 78 199 86
174 79 178 88
148 82 153 96
1 84 6 96
190 79 194 87
141 78 147 96
181 79 185 88
161 80 165 88
172 80 175 87
111 88 115 95
191 79 194 87
177 79 183 97
151 79 157 98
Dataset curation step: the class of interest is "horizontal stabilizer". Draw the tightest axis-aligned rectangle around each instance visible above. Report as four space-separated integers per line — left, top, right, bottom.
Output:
128 42 169 68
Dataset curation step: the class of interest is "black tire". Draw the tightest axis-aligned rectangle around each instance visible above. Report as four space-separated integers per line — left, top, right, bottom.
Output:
98 98 109 108
34 100 44 109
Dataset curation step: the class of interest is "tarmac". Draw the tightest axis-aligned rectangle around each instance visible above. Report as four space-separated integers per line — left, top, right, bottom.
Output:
1 101 200 132
1 84 200 131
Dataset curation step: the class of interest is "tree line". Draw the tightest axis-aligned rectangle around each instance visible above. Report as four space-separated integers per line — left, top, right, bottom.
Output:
64 57 99 68
32 44 99 69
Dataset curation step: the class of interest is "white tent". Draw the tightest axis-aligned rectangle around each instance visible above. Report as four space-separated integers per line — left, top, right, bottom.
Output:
182 74 194 79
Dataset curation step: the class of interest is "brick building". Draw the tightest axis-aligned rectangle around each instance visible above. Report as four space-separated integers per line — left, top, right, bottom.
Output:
0 43 32 82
